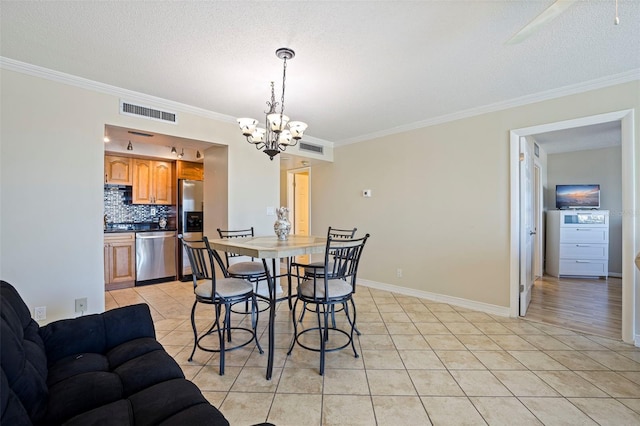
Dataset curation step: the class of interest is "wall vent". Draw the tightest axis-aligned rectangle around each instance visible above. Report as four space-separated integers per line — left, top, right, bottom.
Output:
299 142 324 154
120 100 178 124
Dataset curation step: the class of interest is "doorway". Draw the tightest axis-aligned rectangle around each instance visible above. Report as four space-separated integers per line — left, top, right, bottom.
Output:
287 167 311 260
509 109 636 343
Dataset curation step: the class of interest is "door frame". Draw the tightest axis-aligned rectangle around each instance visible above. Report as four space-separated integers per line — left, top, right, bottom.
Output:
519 136 535 316
286 167 311 235
509 109 636 344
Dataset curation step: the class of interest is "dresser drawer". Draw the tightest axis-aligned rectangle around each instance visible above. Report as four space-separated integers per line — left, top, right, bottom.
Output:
559 243 608 260
559 259 607 277
560 228 608 244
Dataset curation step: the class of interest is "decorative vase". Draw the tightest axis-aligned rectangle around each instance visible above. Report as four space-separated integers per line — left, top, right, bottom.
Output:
274 207 291 240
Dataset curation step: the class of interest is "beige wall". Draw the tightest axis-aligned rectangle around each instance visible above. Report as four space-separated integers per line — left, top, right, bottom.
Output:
0 68 280 322
311 81 639 311
547 146 623 275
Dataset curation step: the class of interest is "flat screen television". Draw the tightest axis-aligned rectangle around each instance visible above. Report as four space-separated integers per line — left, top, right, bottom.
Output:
556 184 600 209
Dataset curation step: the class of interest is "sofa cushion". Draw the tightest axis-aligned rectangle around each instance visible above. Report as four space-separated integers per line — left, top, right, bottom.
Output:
47 353 109 388
113 348 185 396
46 371 123 424
62 400 133 426
128 378 227 426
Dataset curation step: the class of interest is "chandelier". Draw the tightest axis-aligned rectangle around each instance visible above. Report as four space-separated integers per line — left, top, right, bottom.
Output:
237 48 308 160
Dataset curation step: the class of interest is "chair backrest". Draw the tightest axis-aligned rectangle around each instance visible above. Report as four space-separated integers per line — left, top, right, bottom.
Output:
180 237 229 297
327 226 357 239
217 227 255 265
324 233 370 289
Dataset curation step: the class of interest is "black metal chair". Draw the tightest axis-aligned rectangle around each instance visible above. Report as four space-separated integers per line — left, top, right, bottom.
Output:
302 227 357 277
217 227 269 312
287 233 370 375
181 237 263 375
295 227 358 325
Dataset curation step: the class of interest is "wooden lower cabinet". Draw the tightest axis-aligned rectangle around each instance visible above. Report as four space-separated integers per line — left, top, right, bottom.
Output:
104 233 135 290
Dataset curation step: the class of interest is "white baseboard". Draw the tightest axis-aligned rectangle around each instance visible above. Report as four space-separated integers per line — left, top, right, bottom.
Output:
357 279 511 318
635 334 640 347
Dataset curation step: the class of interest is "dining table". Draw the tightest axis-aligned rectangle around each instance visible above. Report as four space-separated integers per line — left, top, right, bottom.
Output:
206 234 327 380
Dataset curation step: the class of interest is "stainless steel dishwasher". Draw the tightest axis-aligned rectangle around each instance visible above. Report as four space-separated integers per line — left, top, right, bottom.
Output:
135 231 177 284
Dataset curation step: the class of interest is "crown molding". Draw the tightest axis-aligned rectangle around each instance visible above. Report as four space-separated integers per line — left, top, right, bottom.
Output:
2 56 635 149
337 68 640 146
0 56 237 123
0 56 335 147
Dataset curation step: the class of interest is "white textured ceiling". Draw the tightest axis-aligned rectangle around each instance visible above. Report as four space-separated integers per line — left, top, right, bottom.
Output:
1 1 639 147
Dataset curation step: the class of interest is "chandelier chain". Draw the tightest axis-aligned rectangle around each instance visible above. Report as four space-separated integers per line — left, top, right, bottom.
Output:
280 57 287 121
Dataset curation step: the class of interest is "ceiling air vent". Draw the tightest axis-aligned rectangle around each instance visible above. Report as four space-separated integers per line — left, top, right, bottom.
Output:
120 100 178 124
299 142 324 154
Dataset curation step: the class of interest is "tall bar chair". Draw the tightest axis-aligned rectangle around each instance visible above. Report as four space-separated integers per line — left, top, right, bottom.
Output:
295 227 357 325
181 237 263 375
287 233 370 375
217 227 269 312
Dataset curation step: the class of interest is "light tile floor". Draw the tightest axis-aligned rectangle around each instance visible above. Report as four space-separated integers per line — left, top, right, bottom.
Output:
106 281 640 426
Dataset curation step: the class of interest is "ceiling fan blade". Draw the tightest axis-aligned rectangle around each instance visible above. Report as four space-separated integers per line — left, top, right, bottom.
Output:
506 0 578 45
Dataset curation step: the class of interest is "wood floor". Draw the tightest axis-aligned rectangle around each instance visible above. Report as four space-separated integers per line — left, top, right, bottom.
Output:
524 274 622 340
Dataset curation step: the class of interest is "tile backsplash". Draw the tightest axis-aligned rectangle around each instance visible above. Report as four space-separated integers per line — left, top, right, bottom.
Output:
104 186 172 224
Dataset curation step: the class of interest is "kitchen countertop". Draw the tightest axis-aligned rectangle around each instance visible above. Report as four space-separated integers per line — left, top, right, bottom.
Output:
104 225 177 234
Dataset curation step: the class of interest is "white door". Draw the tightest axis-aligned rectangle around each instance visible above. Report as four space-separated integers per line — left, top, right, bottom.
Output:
520 137 535 316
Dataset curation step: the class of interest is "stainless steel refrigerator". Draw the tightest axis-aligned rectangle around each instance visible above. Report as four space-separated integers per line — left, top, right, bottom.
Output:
177 179 204 280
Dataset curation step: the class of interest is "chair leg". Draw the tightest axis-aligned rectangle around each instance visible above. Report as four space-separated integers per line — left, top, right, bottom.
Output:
252 294 264 354
287 257 294 310
319 304 330 375
216 304 225 376
344 302 361 336
345 299 359 358
287 297 301 355
299 302 308 323
225 303 233 343
188 301 198 362
331 304 337 329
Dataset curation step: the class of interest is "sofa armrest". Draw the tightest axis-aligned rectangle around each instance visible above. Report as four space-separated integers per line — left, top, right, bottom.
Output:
40 304 155 365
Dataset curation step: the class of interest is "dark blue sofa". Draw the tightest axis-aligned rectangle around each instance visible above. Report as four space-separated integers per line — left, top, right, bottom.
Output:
0 280 230 425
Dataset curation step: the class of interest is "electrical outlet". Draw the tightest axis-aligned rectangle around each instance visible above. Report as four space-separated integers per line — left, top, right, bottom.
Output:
396 268 403 278
34 306 46 321
75 297 88 313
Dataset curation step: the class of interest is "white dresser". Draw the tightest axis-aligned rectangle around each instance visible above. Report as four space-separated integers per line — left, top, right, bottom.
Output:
546 210 609 278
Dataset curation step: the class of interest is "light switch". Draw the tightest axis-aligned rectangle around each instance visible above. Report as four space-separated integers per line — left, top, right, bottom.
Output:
266 206 275 216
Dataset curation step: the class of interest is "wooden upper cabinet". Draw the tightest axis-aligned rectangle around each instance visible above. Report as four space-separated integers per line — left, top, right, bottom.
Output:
176 160 204 181
152 161 173 204
105 155 133 185
132 159 152 204
132 159 173 205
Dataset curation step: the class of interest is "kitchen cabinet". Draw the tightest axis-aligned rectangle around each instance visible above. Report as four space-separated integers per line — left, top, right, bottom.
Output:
104 155 133 185
104 232 135 290
176 160 204 181
132 159 173 205
546 210 609 278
